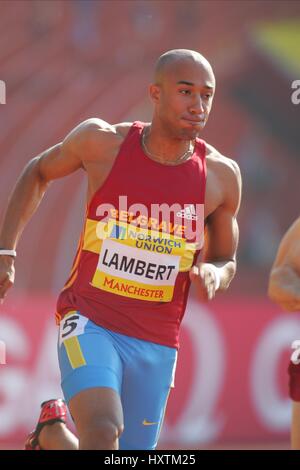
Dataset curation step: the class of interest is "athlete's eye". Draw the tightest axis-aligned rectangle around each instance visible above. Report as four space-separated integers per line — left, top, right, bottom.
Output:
179 89 191 95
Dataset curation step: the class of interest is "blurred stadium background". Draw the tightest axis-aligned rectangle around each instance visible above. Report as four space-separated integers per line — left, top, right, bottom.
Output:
0 0 300 449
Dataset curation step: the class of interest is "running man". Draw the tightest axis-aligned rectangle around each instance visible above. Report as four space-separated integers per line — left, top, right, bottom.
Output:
268 217 300 449
0 49 241 450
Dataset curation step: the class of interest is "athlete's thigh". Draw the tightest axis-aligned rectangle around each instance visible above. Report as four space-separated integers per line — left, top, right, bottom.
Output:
119 338 177 450
58 311 123 405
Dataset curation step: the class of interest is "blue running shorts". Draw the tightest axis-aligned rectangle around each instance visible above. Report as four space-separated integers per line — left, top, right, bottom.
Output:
58 311 177 450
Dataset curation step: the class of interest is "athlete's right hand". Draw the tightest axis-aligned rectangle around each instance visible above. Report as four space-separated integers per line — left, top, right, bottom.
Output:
0 256 15 304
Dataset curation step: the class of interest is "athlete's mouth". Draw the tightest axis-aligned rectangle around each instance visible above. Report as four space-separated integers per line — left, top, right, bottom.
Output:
182 114 206 125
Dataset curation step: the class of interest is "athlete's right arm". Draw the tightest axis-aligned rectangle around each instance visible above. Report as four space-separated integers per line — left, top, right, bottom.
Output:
0 118 113 302
268 217 300 311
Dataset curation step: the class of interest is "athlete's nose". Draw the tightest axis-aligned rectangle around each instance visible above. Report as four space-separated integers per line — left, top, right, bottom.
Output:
190 95 205 114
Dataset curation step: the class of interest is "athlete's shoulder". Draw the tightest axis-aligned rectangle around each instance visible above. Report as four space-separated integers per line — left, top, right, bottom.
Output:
206 143 241 212
72 118 123 141
287 217 300 237
66 119 133 161
205 142 241 182
281 217 300 248
272 217 300 269
113 122 134 138
82 119 135 148
78 118 134 137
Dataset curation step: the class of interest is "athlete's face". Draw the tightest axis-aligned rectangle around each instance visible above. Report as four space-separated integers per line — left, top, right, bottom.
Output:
150 59 215 140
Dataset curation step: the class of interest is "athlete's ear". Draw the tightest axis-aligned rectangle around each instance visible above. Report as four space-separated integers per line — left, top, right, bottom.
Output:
149 83 161 104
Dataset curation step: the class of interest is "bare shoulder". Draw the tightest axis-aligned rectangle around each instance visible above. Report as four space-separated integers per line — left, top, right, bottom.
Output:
278 217 300 254
273 217 300 267
206 143 241 183
68 118 122 143
64 118 133 162
206 144 242 211
285 217 300 240
113 122 134 137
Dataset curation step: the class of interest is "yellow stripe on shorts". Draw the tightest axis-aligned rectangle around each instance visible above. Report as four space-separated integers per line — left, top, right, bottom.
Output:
64 336 86 369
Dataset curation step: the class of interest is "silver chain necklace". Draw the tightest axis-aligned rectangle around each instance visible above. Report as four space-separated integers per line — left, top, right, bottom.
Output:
141 127 194 166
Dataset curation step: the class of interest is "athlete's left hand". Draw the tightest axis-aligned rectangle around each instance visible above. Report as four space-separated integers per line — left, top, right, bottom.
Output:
189 262 219 301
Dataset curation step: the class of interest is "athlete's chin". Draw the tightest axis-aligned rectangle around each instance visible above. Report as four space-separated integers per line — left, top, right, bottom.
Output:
180 126 204 140
179 120 206 139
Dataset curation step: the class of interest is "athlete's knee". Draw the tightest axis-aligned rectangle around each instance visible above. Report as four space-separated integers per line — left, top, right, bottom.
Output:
79 418 124 450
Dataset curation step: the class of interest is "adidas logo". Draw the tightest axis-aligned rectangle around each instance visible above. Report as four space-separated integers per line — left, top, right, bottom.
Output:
176 204 198 220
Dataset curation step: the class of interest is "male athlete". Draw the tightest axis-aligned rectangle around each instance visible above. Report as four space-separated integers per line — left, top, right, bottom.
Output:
268 217 300 449
0 49 241 450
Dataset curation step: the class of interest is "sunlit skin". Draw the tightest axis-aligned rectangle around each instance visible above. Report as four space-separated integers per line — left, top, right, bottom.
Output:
268 217 300 311
268 217 300 450
0 49 239 307
0 49 241 450
146 50 216 162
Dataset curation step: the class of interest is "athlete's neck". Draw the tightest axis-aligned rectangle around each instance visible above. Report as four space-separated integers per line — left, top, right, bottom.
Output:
143 122 193 164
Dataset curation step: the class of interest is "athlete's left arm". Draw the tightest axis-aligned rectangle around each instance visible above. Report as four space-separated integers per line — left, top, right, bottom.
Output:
268 217 300 311
190 153 242 301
